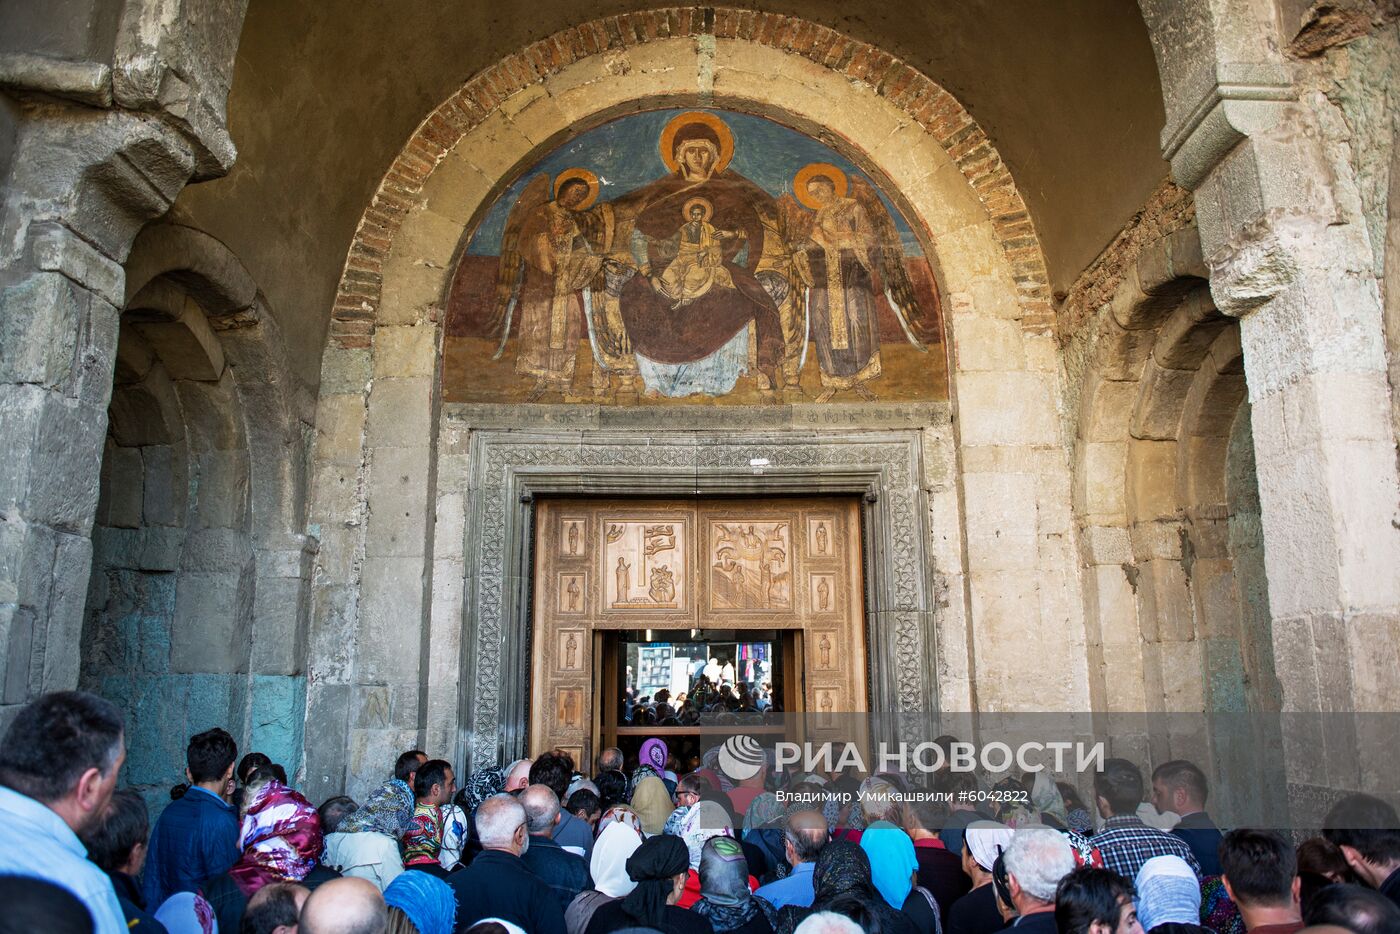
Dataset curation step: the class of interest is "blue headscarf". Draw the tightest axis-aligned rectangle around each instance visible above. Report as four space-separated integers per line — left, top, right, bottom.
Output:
859 820 918 909
384 870 458 934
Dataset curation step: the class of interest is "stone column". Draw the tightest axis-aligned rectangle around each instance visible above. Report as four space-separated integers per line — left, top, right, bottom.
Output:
1141 0 1400 801
0 0 247 727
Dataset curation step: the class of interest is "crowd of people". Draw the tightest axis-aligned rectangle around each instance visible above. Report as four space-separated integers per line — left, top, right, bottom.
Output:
2 690 1399 934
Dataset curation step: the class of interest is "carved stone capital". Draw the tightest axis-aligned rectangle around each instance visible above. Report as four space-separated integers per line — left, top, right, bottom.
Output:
1161 63 1295 189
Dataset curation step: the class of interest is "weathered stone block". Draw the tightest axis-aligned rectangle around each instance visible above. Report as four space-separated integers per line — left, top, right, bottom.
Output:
373 325 438 380
364 377 432 449
952 314 1025 371
962 472 1040 571
955 372 1059 446
171 569 250 674
251 674 307 777
0 273 81 387
364 446 432 559
356 555 426 684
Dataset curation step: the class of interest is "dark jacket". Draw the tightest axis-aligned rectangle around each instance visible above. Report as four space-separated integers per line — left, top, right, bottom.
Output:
994 910 1058 934
1171 812 1224 877
522 834 594 916
143 786 240 907
948 883 1006 934
448 848 567 933
109 871 169 934
1381 866 1400 912
202 863 342 934
585 901 715 934
914 840 972 918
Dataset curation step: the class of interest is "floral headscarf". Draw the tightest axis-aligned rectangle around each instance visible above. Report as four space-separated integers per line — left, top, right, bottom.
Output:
628 763 663 798
598 804 643 837
681 799 734 870
463 766 508 814
337 778 414 838
229 780 324 896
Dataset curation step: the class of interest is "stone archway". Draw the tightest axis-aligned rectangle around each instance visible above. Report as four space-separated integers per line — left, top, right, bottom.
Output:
302 9 1089 798
1073 227 1280 730
79 224 314 789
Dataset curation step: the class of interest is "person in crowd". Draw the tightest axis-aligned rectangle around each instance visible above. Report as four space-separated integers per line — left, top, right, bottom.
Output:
396 751 427 789
240 882 309 934
755 810 830 910
144 727 240 906
521 784 594 915
1323 794 1400 911
0 875 102 934
300 877 388 934
905 795 974 916
82 788 166 933
665 773 712 837
1134 856 1209 934
1055 866 1143 934
596 747 625 777
773 839 914 934
948 821 1017 934
532 753 594 858
1058 785 1095 837
0 690 130 934
383 870 457 934
323 758 417 891
449 793 565 932
790 914 863 934
568 819 644 934
503 759 533 794
1299 838 1359 918
1150 762 1222 877
1220 829 1305 934
996 826 1078 934
694 836 778 934
203 768 333 933
596 769 631 815
585 834 713 934
234 754 274 810
1091 760 1201 881
633 771 677 837
860 820 940 933
725 756 770 818
438 790 470 874
567 788 602 833
1303 884 1400 934
319 796 359 835
403 760 456 875
680 799 743 908
940 770 993 856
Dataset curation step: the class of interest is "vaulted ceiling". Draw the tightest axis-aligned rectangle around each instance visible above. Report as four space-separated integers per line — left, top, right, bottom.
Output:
171 0 1168 387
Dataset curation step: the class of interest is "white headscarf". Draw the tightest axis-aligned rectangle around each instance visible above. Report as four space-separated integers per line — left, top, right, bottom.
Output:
1136 856 1202 932
965 820 1017 872
591 820 643 898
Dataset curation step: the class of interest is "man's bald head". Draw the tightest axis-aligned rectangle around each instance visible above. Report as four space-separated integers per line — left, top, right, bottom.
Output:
244 883 309 934
521 784 561 834
299 877 386 934
784 810 830 864
476 793 529 854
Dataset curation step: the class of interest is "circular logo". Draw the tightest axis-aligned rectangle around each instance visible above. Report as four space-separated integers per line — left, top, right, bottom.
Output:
718 735 765 781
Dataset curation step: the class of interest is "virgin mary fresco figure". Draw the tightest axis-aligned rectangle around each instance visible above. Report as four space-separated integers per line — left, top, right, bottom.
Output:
483 111 935 401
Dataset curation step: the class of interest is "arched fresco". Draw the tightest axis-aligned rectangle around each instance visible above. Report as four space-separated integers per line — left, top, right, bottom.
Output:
443 108 946 405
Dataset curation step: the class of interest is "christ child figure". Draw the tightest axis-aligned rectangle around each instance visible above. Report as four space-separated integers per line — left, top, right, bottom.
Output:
653 198 745 309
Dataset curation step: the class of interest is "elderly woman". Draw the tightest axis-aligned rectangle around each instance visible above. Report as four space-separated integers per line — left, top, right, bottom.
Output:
860 821 940 934
567 821 644 934
775 840 916 934
694 837 778 934
322 772 415 890
585 835 714 934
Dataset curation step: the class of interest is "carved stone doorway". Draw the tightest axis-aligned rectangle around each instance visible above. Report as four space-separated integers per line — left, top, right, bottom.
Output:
529 497 869 766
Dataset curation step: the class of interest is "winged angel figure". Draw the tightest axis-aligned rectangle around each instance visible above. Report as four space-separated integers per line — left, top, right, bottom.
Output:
486 169 622 401
778 163 935 401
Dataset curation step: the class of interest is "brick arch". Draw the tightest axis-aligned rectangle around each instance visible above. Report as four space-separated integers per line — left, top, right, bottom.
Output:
326 6 1054 349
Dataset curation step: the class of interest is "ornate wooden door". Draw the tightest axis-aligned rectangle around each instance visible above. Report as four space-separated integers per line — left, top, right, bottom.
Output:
529 497 868 764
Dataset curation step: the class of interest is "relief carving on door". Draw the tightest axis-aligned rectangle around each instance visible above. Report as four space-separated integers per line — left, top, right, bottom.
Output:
530 498 868 762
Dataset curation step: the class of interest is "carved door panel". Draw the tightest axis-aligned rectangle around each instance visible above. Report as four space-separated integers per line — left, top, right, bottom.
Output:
530 498 867 762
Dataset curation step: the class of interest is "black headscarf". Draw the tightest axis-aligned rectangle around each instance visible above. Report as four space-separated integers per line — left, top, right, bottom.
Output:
776 840 915 934
621 834 690 927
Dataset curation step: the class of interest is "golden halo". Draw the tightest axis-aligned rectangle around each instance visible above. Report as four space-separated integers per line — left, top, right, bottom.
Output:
682 197 713 222
659 111 735 174
553 167 599 209
793 163 848 211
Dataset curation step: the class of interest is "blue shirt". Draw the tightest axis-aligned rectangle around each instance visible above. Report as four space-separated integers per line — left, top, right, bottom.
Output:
143 784 240 906
755 861 816 908
0 785 128 934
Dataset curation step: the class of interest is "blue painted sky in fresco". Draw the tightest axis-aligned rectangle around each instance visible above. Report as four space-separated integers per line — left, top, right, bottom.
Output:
465 108 921 256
